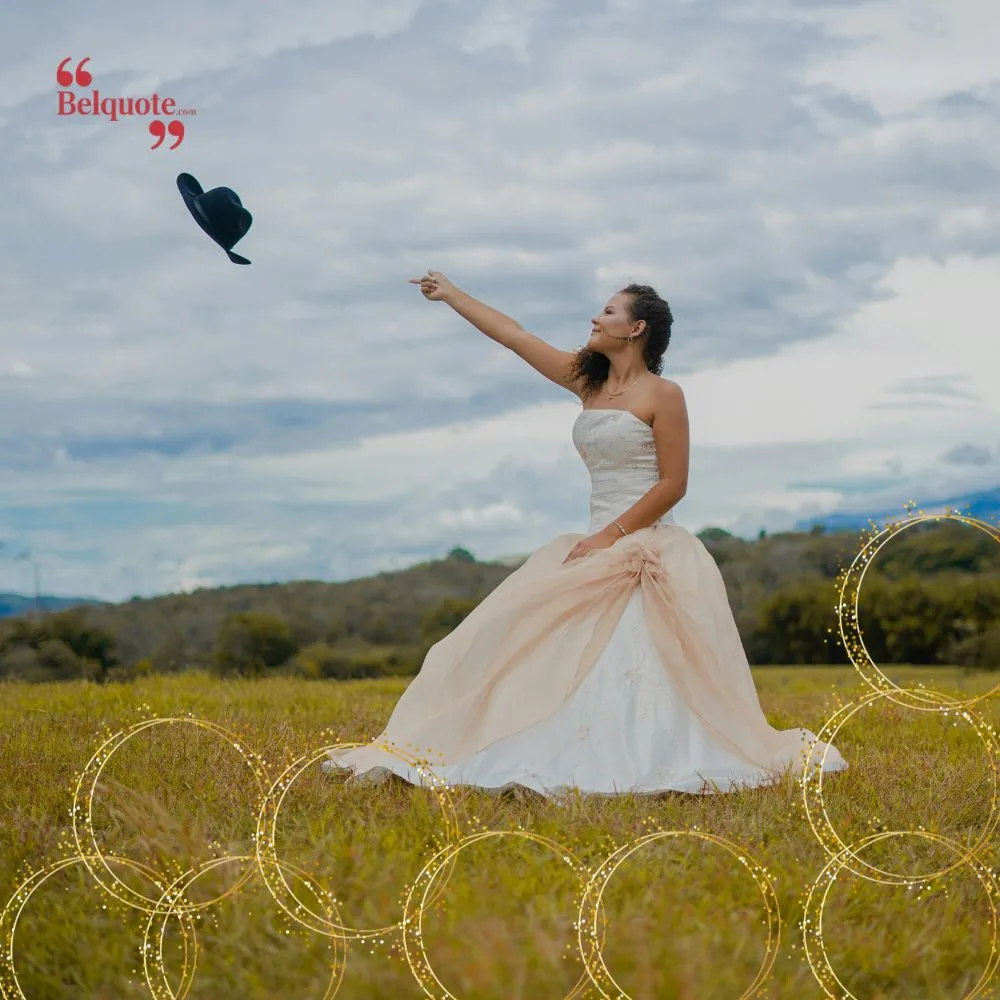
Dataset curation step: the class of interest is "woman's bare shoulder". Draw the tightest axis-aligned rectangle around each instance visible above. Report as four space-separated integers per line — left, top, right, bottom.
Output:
650 373 683 393
654 375 687 409
645 376 687 429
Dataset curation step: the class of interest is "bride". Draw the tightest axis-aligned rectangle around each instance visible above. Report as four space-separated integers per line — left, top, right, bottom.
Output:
324 272 848 797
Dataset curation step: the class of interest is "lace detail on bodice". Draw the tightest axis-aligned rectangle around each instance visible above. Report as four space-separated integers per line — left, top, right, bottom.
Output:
572 409 676 535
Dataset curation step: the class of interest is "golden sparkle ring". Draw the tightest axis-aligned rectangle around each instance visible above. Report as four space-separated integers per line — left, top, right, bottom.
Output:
577 828 781 999
5 506 995 997
395 825 780 1000
398 828 599 1000
3 719 464 998
255 740 461 941
70 716 268 914
799 508 1000 996
802 685 999 884
801 831 1000 1000
837 510 1000 711
141 853 347 1000
1 854 198 1000
2 714 781 999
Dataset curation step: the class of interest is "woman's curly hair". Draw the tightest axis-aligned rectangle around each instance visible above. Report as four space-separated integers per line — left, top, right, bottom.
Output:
568 283 673 399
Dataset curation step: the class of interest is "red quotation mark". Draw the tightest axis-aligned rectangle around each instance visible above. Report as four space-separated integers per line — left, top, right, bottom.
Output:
149 120 185 149
56 57 92 87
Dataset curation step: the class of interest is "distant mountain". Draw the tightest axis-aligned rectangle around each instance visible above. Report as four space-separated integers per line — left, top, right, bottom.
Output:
0 593 104 619
794 485 1000 533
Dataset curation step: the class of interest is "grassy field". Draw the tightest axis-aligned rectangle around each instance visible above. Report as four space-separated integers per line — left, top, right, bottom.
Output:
1 665 998 999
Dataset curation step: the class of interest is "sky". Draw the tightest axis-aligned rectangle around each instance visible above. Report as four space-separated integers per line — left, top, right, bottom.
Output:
0 0 998 602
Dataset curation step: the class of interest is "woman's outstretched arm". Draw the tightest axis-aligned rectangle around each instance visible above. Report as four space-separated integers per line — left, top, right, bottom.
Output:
409 270 582 395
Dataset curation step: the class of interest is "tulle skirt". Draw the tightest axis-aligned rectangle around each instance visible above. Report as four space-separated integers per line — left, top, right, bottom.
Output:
324 524 848 797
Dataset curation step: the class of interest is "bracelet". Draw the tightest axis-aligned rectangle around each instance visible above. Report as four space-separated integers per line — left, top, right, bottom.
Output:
612 519 627 536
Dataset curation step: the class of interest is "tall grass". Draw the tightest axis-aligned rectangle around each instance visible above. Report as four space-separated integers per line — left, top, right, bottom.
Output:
1 666 997 999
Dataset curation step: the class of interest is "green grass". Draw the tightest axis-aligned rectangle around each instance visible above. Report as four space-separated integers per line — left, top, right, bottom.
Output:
1 666 998 999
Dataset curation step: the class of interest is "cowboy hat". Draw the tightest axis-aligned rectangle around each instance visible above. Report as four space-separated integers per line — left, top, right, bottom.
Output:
176 172 252 265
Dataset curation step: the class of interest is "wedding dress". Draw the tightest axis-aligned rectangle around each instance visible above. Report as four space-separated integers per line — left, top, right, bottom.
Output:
323 407 848 796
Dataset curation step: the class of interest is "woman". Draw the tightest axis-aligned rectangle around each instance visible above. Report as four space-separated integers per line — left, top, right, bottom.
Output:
324 272 848 796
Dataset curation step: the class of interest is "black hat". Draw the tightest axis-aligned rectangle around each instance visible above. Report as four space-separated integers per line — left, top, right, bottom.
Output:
176 173 252 265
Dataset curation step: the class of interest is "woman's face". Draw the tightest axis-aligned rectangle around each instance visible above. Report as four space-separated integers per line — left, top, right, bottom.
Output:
589 292 638 347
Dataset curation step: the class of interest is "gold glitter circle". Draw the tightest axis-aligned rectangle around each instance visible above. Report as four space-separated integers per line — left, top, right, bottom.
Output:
71 716 269 915
256 741 461 941
15 511 997 1000
577 829 781 999
802 686 999 883
801 831 1000 999
0 853 197 1000
141 853 347 1000
797 505 1000 996
840 510 1000 711
398 829 597 999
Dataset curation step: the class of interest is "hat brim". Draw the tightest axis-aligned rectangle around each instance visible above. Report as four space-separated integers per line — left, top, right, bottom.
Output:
176 172 203 197
227 249 252 265
178 183 219 245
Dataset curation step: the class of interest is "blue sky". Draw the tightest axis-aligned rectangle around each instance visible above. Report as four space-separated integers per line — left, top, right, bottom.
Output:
0 0 998 601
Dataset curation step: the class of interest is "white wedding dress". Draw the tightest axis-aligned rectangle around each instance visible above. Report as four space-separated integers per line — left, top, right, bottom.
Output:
324 408 848 797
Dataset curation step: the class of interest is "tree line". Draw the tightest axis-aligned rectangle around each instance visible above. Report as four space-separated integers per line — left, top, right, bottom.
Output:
1 525 997 683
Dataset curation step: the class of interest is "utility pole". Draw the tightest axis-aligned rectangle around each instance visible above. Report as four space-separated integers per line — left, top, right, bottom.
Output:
0 542 35 614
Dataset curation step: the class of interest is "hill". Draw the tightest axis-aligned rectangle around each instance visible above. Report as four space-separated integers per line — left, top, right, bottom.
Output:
0 593 104 618
795 484 1000 533
67 548 518 673
2 520 998 682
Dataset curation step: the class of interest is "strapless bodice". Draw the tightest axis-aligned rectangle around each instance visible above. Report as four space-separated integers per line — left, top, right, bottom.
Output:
572 408 676 535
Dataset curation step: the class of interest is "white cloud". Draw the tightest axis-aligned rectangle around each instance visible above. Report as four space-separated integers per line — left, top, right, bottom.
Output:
685 254 1000 447
438 502 526 529
0 0 998 600
800 0 1000 115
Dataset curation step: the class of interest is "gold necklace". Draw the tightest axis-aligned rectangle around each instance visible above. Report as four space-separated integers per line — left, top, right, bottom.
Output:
605 372 643 400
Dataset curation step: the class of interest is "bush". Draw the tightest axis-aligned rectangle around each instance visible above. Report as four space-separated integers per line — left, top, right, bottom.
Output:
0 645 46 682
289 642 345 680
31 640 85 681
358 613 399 644
749 577 844 665
289 641 413 680
45 611 118 676
213 612 298 678
748 572 1000 667
0 611 117 681
420 597 479 647
940 621 1000 669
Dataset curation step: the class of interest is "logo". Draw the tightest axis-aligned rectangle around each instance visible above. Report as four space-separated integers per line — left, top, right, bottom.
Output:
56 57 196 149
